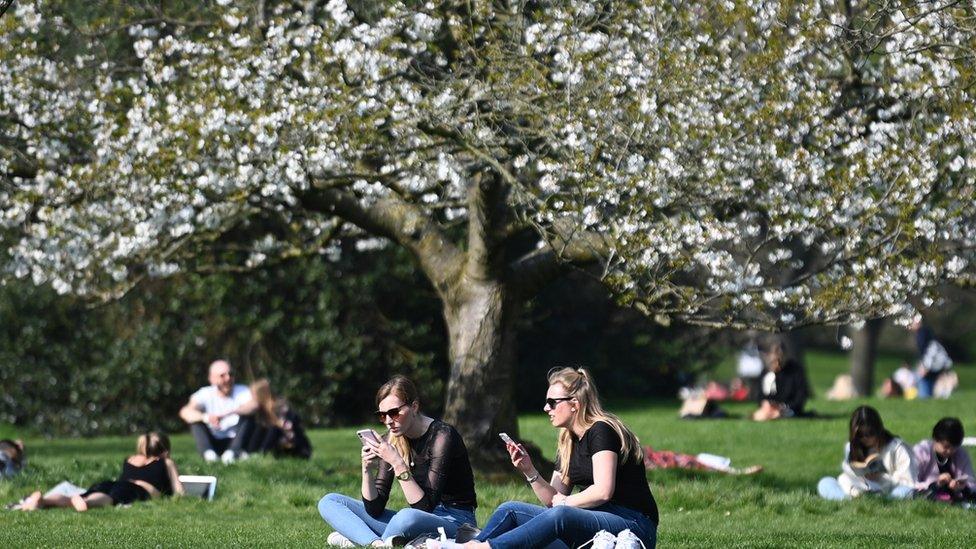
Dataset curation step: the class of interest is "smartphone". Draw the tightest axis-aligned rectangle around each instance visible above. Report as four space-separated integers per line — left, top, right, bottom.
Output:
499 433 525 455
357 429 380 446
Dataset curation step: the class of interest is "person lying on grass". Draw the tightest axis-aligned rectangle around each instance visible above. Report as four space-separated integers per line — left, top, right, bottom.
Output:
817 406 917 501
914 417 976 504
20 431 184 511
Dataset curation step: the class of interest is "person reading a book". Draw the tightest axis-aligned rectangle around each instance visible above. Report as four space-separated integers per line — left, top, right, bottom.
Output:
19 432 184 511
817 406 917 500
431 367 658 549
317 375 477 547
179 359 257 464
914 417 976 504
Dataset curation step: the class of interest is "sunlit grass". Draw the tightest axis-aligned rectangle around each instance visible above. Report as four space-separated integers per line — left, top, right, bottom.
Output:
2 351 974 547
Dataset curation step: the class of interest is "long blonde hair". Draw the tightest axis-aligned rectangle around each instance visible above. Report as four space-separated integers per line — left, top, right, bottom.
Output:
252 378 282 427
376 375 420 467
549 367 641 480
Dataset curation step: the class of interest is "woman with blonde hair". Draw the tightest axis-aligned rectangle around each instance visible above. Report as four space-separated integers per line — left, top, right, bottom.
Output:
438 367 658 548
318 375 477 547
249 379 312 459
20 431 184 512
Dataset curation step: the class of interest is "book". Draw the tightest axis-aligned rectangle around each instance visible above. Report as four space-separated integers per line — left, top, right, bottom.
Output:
178 475 217 501
849 453 886 476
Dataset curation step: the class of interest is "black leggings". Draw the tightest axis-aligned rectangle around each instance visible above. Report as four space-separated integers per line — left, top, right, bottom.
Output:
82 480 150 505
189 415 256 457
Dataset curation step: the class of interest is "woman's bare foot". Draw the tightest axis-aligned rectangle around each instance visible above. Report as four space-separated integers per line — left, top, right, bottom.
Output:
20 491 42 511
70 494 89 512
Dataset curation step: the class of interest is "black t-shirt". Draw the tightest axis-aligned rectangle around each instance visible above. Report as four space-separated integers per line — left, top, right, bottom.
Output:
364 420 477 517
119 458 172 495
564 421 658 524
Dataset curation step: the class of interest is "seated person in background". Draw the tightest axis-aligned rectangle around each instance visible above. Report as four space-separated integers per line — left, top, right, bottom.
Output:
20 432 184 511
914 417 976 504
910 317 954 399
0 439 25 479
735 337 764 400
249 379 312 459
817 406 917 500
752 341 810 421
179 359 256 464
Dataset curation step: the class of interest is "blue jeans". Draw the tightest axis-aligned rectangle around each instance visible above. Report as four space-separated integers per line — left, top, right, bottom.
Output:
475 501 657 549
917 371 940 399
317 493 476 545
817 477 915 501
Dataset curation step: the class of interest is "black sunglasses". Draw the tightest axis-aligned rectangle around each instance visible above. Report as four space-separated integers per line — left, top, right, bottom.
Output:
375 404 409 422
545 396 574 409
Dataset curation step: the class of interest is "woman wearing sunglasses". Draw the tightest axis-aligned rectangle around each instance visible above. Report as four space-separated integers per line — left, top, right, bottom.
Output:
437 367 658 549
318 375 477 547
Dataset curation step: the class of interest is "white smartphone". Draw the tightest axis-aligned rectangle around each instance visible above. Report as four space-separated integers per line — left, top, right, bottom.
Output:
499 432 525 455
357 429 381 446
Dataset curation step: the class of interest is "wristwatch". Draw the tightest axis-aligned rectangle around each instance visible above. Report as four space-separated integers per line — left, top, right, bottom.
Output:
396 469 412 481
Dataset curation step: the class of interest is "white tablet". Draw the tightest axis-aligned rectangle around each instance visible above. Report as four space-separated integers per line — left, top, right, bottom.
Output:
178 475 218 501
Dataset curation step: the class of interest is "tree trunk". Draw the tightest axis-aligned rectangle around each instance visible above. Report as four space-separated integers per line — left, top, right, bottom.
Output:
441 278 522 473
850 318 884 397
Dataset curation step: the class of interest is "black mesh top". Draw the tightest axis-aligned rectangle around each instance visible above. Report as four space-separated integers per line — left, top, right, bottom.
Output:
119 458 172 495
364 420 477 517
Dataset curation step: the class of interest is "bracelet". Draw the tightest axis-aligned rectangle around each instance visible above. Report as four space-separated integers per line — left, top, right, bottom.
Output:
525 473 539 483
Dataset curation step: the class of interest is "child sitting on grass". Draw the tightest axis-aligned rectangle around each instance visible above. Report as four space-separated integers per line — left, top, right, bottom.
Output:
817 406 917 500
914 417 976 504
20 431 184 511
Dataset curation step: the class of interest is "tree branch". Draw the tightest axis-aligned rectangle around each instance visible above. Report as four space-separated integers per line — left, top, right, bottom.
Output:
300 181 464 295
508 218 610 299
464 172 511 282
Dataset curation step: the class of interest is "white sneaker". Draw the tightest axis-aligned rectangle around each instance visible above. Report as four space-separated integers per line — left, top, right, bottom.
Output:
237 451 250 461
327 532 355 548
220 450 236 464
581 530 617 549
614 529 647 549
203 449 218 463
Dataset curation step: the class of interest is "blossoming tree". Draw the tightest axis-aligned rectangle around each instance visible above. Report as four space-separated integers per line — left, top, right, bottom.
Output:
3 0 974 466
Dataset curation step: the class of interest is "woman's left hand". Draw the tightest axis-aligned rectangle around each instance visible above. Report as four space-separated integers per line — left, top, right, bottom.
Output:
363 435 407 471
550 493 570 507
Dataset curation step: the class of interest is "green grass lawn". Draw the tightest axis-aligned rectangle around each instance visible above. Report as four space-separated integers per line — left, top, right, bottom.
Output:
2 351 975 547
